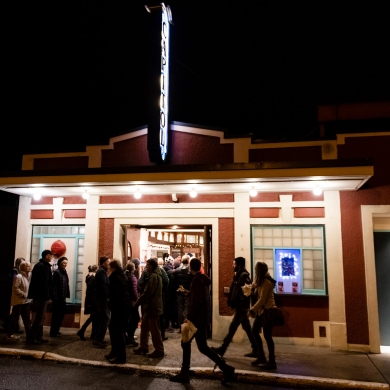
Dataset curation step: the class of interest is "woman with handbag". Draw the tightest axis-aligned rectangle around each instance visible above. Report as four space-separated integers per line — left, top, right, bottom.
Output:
249 261 277 369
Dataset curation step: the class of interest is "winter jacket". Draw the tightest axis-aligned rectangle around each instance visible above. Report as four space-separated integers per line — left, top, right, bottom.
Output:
138 267 168 294
94 266 109 301
125 271 139 307
227 267 251 310
109 267 131 313
187 272 211 328
135 269 163 317
52 268 70 301
84 273 97 314
11 271 30 306
174 265 193 292
250 274 277 316
28 258 53 300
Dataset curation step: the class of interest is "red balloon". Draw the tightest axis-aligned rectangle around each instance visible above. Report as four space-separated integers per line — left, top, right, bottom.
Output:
51 240 66 257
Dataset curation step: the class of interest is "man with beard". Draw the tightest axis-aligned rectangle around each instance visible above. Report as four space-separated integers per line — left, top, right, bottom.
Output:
211 257 257 358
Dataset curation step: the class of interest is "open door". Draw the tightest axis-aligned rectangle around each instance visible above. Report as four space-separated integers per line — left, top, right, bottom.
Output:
204 225 212 337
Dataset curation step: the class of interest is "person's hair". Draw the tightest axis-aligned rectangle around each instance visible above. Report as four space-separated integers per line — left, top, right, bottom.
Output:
88 264 98 273
181 255 190 263
254 262 268 287
190 258 201 272
126 261 135 272
99 256 109 266
57 257 68 268
19 262 31 272
15 257 25 267
182 258 189 265
157 258 164 266
109 259 122 270
234 257 245 268
147 258 158 271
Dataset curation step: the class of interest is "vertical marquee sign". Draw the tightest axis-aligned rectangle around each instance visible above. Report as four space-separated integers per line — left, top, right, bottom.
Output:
145 3 173 163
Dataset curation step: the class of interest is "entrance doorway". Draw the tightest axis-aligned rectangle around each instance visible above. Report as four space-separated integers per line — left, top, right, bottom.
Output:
122 224 213 335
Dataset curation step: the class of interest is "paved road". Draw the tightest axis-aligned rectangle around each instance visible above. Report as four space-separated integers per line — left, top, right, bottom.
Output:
0 356 324 390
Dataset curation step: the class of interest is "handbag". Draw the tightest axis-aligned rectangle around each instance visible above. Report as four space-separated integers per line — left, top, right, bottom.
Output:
241 283 252 297
263 307 285 326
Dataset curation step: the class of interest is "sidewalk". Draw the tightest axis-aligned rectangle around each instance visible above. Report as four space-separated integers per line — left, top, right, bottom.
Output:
0 326 389 389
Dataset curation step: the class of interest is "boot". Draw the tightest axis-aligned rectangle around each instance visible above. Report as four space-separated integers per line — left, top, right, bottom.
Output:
221 364 237 385
77 329 86 341
170 369 190 383
251 356 267 365
261 359 277 370
244 349 259 357
211 345 226 357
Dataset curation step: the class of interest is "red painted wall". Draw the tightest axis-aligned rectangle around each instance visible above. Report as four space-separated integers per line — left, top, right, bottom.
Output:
34 156 89 170
249 146 322 162
250 208 279 218
99 219 114 259
64 209 86 218
31 210 54 219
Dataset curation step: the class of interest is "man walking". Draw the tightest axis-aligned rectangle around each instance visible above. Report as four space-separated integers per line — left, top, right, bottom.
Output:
27 250 53 345
170 258 236 384
211 257 257 357
134 258 164 358
93 256 110 348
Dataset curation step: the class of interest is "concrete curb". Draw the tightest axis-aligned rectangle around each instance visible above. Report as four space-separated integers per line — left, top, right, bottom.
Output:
1 348 389 390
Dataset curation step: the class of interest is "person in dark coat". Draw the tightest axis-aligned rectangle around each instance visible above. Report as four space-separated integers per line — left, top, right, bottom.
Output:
211 256 257 357
50 257 70 337
93 256 110 348
27 249 54 345
162 259 174 329
125 261 139 346
77 264 98 340
105 259 131 364
170 258 236 384
131 258 140 280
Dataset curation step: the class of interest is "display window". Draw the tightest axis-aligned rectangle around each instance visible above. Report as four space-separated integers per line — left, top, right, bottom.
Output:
31 225 85 303
251 225 327 296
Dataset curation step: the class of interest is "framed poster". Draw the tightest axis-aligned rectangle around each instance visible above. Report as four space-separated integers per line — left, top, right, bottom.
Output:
275 249 301 294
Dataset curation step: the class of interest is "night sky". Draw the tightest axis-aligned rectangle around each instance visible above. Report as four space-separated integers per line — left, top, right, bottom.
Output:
3 1 390 171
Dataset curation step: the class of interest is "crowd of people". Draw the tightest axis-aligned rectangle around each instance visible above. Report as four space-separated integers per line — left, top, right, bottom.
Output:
4 250 277 385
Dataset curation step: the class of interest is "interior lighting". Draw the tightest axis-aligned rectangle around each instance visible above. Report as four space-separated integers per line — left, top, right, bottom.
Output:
82 190 89 200
313 186 323 196
33 192 41 201
190 188 197 198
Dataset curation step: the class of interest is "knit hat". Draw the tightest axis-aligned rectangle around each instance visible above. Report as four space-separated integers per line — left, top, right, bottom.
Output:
42 249 53 258
132 258 140 267
234 257 245 268
57 256 68 268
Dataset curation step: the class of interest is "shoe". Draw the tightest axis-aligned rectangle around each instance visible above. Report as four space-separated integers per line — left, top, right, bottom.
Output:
37 338 49 343
26 339 41 345
57 332 62 336
50 333 61 337
170 373 190 383
133 347 148 355
147 350 165 358
77 329 86 341
104 354 116 361
251 357 267 366
6 334 20 340
16 329 25 334
109 357 126 364
244 351 258 357
260 361 277 370
162 336 168 341
221 364 237 385
93 340 106 348
211 346 225 357
133 335 137 340
126 339 139 347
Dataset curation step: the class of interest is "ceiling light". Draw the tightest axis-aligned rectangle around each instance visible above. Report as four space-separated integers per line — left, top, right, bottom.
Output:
82 190 89 199
313 186 323 196
33 192 41 201
190 189 197 198
249 188 258 197
134 189 142 199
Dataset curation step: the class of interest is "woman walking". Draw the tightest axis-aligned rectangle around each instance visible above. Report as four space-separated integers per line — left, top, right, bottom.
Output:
77 264 99 340
249 261 277 369
50 257 70 337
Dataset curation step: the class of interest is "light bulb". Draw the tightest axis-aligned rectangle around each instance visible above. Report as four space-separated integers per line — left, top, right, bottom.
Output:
33 193 41 201
190 189 197 198
249 188 258 197
134 191 142 199
313 187 322 196
82 191 89 199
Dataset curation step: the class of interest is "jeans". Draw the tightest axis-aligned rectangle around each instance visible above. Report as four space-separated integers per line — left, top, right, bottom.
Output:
177 294 190 325
140 315 164 353
109 309 128 360
252 314 275 362
221 309 256 351
8 303 31 337
94 299 110 342
50 300 66 336
29 299 49 341
181 326 228 372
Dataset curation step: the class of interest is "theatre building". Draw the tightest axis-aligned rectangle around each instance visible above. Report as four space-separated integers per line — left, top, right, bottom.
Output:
1 103 389 354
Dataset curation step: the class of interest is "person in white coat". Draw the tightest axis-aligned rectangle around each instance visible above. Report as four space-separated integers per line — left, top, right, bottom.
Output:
7 262 32 340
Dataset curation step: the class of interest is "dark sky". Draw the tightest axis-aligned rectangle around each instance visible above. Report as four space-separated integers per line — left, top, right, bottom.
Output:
3 1 390 170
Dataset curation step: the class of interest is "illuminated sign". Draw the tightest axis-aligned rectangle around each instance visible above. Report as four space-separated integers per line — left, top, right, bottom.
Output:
146 3 173 163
